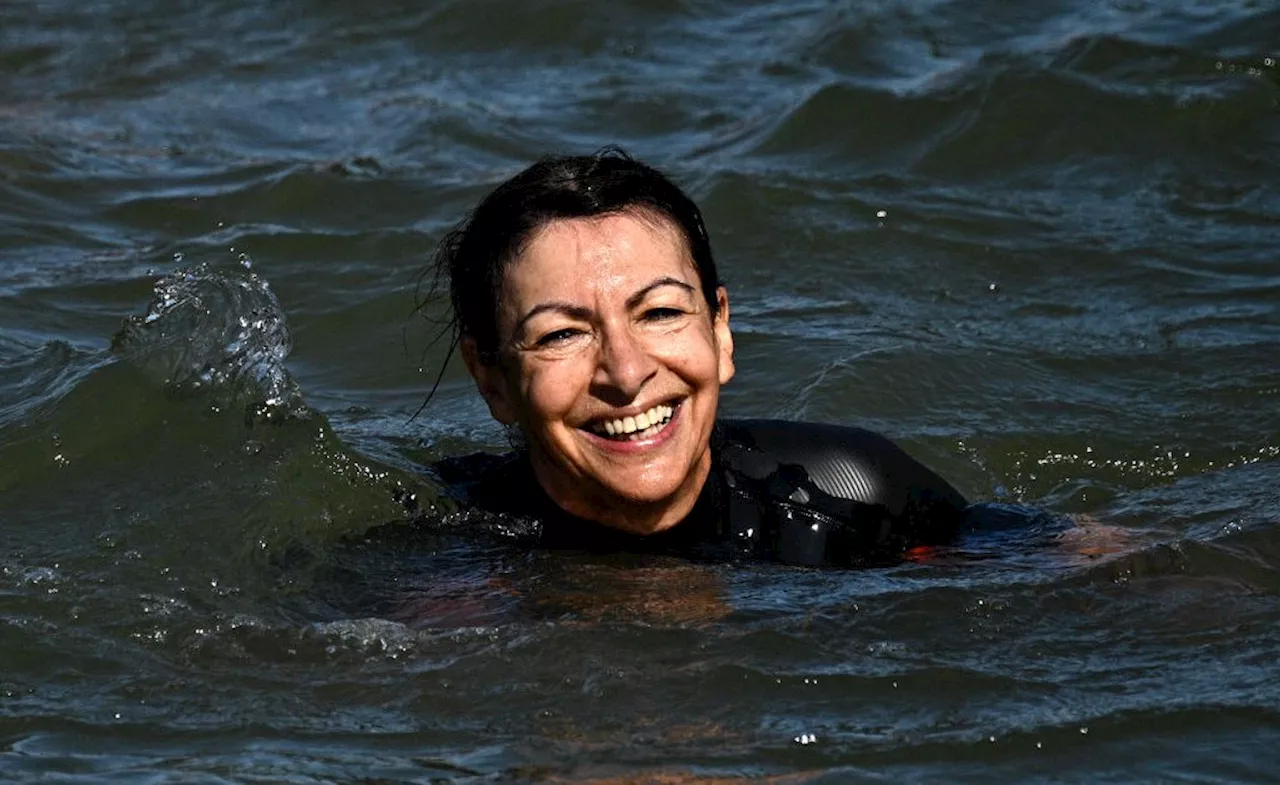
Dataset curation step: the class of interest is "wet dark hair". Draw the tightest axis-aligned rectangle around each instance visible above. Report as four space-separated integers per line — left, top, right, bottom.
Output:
424 147 721 372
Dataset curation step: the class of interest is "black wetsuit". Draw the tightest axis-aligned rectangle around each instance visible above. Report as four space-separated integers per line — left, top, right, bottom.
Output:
437 419 968 568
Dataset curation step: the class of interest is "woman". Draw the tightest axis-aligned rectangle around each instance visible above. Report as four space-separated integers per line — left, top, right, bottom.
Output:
428 148 969 568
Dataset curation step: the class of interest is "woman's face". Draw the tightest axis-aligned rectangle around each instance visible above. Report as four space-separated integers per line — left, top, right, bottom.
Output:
463 211 734 534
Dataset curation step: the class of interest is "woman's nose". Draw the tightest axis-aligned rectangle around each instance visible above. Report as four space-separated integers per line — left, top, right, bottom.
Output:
593 326 658 402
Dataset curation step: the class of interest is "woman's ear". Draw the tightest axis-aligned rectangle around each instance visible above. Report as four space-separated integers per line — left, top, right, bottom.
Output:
713 286 735 385
460 336 518 425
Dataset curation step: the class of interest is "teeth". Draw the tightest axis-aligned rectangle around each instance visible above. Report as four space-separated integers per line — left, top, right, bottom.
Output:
590 404 675 439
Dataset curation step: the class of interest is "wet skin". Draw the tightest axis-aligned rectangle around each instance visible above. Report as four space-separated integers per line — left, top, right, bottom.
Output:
462 211 735 535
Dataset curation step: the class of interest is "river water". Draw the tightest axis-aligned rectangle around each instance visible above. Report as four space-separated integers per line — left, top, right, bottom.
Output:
2 0 1278 781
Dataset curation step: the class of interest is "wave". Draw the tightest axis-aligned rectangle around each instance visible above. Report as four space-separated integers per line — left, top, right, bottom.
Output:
111 261 306 422
747 32 1278 181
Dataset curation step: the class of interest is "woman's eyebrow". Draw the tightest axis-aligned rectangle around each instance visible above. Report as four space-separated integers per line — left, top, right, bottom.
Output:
626 277 696 309
513 277 696 335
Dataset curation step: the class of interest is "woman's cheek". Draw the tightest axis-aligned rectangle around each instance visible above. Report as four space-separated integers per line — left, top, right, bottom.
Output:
665 328 716 367
522 358 585 417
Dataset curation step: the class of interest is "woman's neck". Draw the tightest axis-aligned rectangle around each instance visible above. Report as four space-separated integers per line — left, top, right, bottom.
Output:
528 450 713 536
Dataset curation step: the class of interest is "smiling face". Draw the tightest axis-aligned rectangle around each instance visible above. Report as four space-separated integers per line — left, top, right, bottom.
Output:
461 211 734 535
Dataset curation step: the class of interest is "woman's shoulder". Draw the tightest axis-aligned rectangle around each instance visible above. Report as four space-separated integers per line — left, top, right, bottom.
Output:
432 450 533 510
711 418 969 566
716 418 968 511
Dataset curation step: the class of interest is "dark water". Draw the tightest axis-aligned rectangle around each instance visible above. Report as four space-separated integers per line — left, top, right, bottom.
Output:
2 0 1278 780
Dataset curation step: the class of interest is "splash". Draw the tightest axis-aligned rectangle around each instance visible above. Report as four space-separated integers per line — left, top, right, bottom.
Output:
113 263 307 422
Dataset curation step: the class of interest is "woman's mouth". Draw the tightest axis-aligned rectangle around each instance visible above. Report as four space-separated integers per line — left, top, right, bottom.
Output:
587 402 677 441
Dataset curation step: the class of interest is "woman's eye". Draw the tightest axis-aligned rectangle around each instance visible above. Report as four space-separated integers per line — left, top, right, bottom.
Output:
536 328 582 347
643 307 683 322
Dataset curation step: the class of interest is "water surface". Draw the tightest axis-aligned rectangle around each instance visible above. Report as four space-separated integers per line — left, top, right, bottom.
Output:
2 0 1278 780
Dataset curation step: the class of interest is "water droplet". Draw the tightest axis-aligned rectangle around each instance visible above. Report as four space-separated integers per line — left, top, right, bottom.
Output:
21 566 60 585
172 251 185 263
875 209 888 219
988 282 999 292
1080 726 1089 735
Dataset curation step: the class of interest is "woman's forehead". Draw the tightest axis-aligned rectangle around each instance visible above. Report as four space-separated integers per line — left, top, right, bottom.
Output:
504 213 699 298
525 211 688 258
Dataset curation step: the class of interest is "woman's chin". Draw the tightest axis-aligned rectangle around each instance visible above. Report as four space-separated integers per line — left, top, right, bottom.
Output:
534 411 712 530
